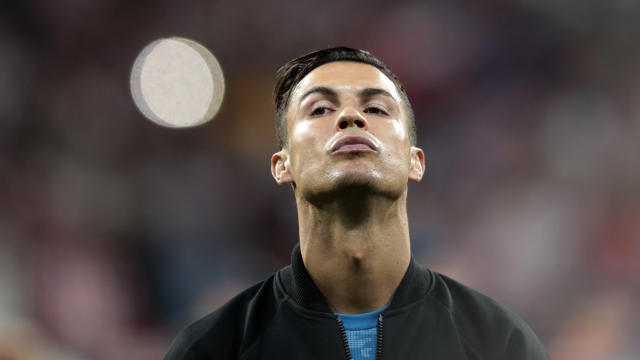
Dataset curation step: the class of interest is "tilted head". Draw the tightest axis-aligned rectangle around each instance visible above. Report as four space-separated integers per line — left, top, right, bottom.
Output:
270 47 425 203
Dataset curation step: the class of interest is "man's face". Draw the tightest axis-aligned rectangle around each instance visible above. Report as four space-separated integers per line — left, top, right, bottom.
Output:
271 61 425 201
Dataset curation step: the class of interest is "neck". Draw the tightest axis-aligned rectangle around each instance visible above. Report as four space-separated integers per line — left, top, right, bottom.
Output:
295 187 411 314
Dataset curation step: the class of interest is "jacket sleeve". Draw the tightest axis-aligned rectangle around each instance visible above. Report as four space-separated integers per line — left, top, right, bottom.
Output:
505 320 550 360
163 280 271 360
164 327 201 360
163 300 248 360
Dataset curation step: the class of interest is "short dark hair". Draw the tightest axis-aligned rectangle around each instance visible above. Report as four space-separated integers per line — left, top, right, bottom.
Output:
273 47 417 149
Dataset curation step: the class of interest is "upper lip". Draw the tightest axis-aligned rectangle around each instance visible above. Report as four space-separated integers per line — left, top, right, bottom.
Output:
331 136 378 152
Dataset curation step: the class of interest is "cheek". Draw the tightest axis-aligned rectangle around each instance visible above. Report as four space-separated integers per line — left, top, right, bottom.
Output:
291 119 313 140
378 120 412 169
375 118 409 155
291 118 332 154
390 119 408 141
289 120 324 172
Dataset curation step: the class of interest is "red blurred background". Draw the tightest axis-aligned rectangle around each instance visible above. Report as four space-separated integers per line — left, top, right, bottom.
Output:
1 1 639 359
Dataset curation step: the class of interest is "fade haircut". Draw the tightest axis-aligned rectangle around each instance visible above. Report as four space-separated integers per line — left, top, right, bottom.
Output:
273 47 417 149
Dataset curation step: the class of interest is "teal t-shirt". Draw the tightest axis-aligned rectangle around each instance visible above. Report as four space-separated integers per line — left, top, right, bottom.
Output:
335 305 389 360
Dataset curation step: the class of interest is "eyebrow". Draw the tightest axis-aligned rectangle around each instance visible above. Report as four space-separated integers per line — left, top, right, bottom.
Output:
299 86 395 104
359 88 394 100
299 86 338 103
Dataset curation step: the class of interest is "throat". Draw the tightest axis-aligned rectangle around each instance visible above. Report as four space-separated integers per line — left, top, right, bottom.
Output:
296 186 412 314
303 237 409 314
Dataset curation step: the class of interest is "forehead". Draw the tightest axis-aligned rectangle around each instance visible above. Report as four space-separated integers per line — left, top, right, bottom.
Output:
291 61 401 101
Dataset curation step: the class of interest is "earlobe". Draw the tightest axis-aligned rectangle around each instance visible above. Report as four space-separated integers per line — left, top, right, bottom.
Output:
408 147 426 182
271 150 293 184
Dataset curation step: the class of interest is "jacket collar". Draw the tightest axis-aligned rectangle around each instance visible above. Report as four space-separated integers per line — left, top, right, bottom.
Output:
280 243 433 313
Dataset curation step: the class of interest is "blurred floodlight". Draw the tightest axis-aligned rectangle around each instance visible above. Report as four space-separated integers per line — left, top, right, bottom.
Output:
130 37 225 128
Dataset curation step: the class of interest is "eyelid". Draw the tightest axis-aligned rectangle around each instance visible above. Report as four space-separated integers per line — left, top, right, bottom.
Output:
307 99 335 113
364 103 390 114
366 103 387 109
309 105 334 117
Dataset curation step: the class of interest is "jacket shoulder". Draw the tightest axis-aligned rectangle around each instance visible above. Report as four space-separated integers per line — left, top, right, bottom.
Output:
429 272 549 360
164 275 280 360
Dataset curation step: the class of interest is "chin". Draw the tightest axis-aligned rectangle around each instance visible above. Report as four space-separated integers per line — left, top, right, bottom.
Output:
330 168 381 187
299 167 405 205
331 170 404 198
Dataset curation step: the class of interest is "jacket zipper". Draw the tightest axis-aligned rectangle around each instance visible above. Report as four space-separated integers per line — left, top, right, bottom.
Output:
376 314 384 359
336 314 384 360
336 316 352 360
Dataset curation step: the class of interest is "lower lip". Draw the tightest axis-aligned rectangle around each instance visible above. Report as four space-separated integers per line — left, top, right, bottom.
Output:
332 144 376 154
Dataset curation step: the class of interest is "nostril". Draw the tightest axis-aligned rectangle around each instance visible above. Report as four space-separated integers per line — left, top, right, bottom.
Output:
339 121 348 129
355 120 364 128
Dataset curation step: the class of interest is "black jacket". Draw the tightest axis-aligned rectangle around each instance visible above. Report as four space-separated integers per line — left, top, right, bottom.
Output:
165 245 549 359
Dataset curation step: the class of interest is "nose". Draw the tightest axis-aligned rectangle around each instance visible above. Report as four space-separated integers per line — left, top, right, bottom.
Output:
335 106 368 131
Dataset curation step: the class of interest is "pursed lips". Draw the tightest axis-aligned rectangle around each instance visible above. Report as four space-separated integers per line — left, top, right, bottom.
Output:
330 136 378 154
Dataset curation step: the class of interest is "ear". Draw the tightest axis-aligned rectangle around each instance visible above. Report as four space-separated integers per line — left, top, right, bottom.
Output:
408 146 426 182
271 149 293 184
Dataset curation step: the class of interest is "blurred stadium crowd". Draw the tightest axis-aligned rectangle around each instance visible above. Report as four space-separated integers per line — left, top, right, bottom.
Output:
1 0 639 359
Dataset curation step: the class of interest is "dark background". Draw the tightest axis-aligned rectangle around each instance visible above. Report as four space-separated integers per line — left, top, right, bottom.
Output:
1 0 639 358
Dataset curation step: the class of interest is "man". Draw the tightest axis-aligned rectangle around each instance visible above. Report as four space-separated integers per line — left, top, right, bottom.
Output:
165 47 549 359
